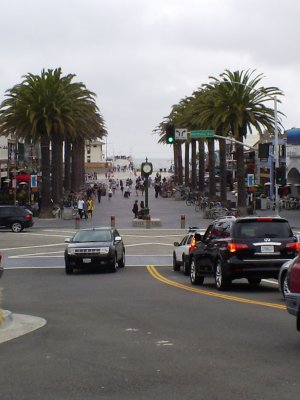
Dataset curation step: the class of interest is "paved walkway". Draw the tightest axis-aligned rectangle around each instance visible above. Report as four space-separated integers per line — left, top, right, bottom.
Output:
33 172 300 231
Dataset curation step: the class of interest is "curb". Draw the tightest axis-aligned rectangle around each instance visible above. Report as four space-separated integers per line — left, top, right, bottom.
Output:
0 310 47 344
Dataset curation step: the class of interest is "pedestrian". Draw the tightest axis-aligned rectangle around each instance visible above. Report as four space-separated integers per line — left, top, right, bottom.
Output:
82 198 88 219
132 200 139 218
87 197 94 219
97 187 102 203
138 200 145 219
77 197 84 219
124 185 129 198
108 187 113 200
154 183 160 198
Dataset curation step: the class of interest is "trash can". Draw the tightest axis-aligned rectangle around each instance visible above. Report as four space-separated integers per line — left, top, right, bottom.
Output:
260 198 267 210
63 207 73 220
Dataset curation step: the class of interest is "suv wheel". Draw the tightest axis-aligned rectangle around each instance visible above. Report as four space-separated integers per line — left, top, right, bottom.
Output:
281 272 290 298
11 221 23 233
173 253 180 271
118 250 125 268
182 256 190 276
65 264 73 274
190 258 204 285
215 260 230 291
110 256 117 273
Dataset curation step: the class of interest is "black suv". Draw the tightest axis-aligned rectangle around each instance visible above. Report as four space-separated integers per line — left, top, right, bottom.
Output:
189 216 299 290
0 205 34 232
64 227 125 274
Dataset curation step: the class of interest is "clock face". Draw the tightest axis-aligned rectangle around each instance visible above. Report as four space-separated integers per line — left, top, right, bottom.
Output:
142 163 152 174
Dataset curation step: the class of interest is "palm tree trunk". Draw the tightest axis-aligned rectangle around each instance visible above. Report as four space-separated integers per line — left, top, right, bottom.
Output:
191 139 197 190
207 138 216 199
64 139 71 191
39 134 52 218
219 138 227 205
79 138 85 187
184 141 190 186
173 144 178 184
198 139 205 193
51 135 63 204
71 141 80 191
236 128 247 215
177 142 183 185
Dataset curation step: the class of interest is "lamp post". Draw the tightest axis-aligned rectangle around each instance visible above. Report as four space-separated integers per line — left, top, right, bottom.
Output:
273 96 280 214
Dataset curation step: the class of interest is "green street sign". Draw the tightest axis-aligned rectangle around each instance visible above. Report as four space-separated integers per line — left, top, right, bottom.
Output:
190 130 215 138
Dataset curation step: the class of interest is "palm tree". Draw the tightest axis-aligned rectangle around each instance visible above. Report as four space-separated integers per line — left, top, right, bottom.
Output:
204 70 283 214
0 68 106 216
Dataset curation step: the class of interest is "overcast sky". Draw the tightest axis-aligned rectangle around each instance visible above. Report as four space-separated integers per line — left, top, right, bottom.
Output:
0 0 299 161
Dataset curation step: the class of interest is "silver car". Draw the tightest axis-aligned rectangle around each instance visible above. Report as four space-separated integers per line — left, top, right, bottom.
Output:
173 228 202 275
278 258 296 298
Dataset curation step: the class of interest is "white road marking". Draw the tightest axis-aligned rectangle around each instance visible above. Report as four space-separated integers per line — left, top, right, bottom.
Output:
0 243 65 251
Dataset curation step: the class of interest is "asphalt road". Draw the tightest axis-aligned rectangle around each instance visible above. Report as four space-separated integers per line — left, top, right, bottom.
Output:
1 185 300 399
1 226 300 400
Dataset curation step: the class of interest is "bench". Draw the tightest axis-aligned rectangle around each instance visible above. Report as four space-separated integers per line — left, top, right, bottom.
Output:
132 218 161 227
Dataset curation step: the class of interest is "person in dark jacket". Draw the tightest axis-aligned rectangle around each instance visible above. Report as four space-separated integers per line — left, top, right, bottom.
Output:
132 200 139 218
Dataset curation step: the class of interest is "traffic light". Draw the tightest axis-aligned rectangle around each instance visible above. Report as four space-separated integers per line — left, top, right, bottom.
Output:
276 166 286 186
166 123 175 144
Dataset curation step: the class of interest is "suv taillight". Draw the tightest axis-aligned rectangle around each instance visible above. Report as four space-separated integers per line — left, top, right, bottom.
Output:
228 243 249 253
25 213 32 220
285 242 300 251
189 238 197 253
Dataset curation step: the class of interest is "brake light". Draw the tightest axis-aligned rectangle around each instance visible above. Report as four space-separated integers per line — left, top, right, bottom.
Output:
25 213 32 220
285 242 300 251
228 243 249 253
256 218 273 222
189 237 197 253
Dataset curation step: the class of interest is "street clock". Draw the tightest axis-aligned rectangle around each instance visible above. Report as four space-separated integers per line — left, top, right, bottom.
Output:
141 162 153 175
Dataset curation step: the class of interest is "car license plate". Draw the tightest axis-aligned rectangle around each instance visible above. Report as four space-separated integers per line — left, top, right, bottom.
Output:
83 258 91 263
261 246 274 253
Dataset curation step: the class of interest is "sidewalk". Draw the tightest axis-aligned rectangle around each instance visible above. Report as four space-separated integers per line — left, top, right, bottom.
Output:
33 172 300 232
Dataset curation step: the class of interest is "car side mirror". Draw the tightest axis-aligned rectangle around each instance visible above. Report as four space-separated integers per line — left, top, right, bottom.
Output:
65 237 71 243
115 236 122 242
174 242 179 247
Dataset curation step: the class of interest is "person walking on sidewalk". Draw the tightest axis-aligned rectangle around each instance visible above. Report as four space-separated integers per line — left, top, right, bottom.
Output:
87 197 94 219
97 187 102 203
77 197 84 219
132 200 139 218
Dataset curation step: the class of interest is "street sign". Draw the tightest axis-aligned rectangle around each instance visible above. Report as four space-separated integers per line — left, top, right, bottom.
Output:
190 130 215 138
247 174 255 186
175 128 188 141
31 175 37 188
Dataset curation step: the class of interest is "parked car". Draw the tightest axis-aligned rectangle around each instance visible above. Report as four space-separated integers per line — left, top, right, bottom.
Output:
278 258 296 298
0 205 34 232
64 227 125 274
285 256 300 331
173 227 202 275
189 216 299 290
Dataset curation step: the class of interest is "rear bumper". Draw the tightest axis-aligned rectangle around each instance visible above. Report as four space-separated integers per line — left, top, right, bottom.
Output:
225 257 291 279
285 293 300 317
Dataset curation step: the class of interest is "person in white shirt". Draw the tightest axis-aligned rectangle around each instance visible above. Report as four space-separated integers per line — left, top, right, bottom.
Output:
77 198 85 219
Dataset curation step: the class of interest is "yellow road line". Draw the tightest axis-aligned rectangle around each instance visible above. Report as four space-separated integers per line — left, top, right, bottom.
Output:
146 265 286 310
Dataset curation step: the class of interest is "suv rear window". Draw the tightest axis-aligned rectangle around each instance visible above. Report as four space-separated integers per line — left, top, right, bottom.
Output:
232 220 293 239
